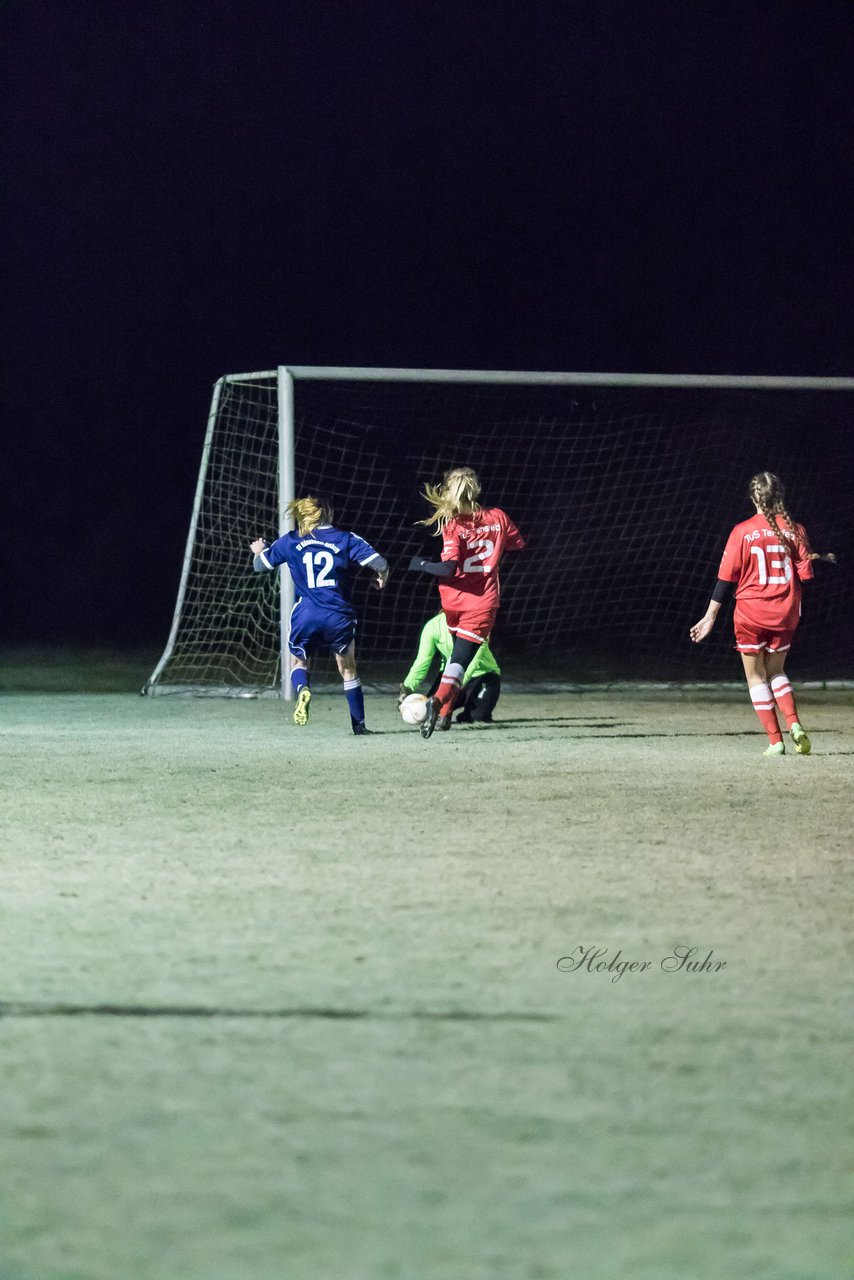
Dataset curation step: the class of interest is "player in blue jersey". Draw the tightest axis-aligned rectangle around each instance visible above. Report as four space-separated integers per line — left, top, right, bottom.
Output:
250 496 389 734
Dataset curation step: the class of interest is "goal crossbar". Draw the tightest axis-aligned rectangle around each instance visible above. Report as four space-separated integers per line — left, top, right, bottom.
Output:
224 367 854 390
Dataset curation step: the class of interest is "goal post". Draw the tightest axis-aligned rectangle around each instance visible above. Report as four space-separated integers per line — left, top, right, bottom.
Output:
277 367 296 700
145 374 227 695
144 369 289 698
144 367 854 696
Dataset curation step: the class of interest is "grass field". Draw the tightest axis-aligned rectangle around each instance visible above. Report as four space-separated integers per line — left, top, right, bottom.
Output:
1 682 852 1280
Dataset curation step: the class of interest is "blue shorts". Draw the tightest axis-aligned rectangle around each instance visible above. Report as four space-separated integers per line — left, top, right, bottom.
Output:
288 601 356 660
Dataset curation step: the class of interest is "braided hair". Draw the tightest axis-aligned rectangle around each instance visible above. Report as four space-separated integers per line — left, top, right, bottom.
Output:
418 467 482 534
749 472 801 556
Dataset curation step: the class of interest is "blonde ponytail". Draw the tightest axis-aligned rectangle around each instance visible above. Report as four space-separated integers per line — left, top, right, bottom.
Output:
418 467 482 533
286 495 333 535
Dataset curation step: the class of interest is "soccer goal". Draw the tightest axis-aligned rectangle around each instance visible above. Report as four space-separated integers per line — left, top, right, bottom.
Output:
144 367 854 697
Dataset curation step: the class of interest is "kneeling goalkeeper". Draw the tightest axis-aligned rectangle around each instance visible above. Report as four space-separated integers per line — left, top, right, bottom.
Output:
399 612 501 724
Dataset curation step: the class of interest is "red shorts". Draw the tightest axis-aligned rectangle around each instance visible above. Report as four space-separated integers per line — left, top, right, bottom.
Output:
443 606 497 645
733 618 796 654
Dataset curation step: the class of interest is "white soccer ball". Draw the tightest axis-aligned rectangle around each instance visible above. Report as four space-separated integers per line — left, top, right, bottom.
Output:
399 693 429 726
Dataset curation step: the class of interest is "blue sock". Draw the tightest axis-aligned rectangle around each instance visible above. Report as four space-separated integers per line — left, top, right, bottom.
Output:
291 668 309 697
343 677 365 725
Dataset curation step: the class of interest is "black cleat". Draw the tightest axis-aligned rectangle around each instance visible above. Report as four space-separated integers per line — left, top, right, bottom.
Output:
420 698 440 739
437 712 453 731
352 721 373 736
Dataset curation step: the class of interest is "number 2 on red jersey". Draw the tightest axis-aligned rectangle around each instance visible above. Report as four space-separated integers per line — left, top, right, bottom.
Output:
462 538 495 573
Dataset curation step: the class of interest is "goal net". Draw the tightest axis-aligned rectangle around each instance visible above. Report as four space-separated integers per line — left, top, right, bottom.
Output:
145 368 854 695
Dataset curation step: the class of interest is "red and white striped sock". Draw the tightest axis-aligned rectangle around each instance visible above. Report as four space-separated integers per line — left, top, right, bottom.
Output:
434 662 465 715
749 683 783 744
769 673 800 729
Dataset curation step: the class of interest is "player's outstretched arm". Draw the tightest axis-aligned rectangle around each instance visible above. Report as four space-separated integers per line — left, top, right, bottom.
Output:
353 540 389 590
690 578 733 643
407 555 457 577
250 539 272 573
689 607 719 643
690 597 725 643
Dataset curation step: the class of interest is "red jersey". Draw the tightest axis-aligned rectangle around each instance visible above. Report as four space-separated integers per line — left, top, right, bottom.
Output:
718 512 813 631
438 507 525 612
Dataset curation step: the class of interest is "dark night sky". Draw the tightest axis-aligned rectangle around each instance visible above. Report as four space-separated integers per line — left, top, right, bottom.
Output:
3 0 853 646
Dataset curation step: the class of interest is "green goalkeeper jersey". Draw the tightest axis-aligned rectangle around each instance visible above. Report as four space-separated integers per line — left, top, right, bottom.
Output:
402 613 501 690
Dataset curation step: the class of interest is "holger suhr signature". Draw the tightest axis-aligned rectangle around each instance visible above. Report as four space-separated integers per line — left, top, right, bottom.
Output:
557 945 727 983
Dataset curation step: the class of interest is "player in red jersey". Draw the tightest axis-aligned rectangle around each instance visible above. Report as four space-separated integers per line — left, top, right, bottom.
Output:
408 466 524 738
690 472 836 756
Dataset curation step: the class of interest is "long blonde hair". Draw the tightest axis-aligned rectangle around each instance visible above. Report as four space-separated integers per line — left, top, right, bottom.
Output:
418 467 482 533
286 495 333 535
749 472 800 554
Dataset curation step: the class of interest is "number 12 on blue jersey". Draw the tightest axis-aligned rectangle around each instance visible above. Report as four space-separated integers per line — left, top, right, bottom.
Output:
302 549 337 589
